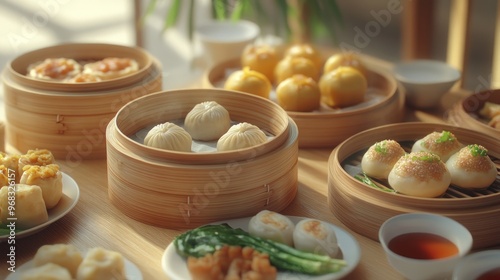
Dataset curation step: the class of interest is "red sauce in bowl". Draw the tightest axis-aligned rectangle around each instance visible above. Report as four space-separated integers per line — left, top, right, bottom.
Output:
388 232 459 259
476 267 500 280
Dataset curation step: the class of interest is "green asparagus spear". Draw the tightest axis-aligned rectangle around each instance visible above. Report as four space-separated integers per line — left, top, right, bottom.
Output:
174 223 347 275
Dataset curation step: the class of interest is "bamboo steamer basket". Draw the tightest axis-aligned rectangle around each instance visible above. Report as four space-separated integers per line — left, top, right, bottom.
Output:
1 43 162 159
106 88 298 229
203 58 404 148
448 89 500 140
328 122 500 249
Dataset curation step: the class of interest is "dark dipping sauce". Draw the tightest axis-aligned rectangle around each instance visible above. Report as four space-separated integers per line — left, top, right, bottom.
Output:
476 267 500 280
388 232 459 259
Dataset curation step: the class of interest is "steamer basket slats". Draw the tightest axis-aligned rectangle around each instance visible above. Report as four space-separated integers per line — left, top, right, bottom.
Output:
1 43 162 159
106 89 299 229
328 122 500 249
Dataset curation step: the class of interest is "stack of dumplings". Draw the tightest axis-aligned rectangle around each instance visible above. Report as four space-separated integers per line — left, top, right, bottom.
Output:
20 244 127 280
143 101 268 152
360 130 497 198
0 149 62 230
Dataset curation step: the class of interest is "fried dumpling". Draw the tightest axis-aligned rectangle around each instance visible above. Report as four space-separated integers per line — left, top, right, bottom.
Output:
411 130 462 162
27 58 82 81
33 244 83 277
20 164 63 209
0 184 48 229
248 210 295 246
217 122 267 151
184 101 231 141
144 122 192 152
18 149 56 178
446 144 497 189
20 263 72 280
388 151 451 198
76 247 126 280
361 140 406 179
82 57 139 80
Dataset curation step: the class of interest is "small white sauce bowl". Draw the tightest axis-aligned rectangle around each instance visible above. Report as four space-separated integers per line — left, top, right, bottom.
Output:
393 60 461 109
197 20 260 65
379 213 473 280
452 250 500 280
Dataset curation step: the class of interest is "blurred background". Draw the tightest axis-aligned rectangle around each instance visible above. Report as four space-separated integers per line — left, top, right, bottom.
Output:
0 0 497 92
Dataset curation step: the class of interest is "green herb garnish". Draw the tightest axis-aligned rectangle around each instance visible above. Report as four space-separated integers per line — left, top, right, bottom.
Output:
435 130 455 143
354 173 396 193
468 144 488 157
374 140 388 154
411 153 440 162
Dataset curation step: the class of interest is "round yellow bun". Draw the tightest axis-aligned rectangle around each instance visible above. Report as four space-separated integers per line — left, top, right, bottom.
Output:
319 66 367 108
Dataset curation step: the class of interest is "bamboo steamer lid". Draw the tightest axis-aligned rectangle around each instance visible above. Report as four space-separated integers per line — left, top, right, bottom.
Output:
448 89 500 140
106 88 298 228
203 58 404 148
1 43 162 159
328 122 500 249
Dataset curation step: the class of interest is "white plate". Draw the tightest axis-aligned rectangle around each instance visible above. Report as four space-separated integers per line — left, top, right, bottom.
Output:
0 172 80 242
5 257 142 280
162 216 361 280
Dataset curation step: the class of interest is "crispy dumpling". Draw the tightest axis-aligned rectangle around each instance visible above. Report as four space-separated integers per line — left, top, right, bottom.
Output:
217 122 267 151
184 101 231 141
18 149 56 178
144 122 192 152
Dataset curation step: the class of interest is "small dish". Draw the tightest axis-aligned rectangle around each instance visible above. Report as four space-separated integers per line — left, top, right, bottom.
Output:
197 20 260 65
5 255 142 280
161 216 361 280
452 250 500 280
379 213 473 280
0 172 80 242
393 60 460 109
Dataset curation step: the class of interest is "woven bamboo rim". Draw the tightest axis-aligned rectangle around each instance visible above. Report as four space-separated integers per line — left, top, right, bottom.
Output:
107 117 299 229
7 43 153 91
111 88 290 165
203 58 404 148
448 89 500 140
328 122 500 249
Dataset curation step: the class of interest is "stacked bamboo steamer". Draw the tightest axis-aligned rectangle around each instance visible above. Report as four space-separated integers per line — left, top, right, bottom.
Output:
203 57 404 148
328 122 500 249
1 43 162 160
448 89 500 140
106 88 299 229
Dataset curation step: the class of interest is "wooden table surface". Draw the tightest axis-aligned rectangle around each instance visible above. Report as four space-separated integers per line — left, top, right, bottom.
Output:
0 56 491 280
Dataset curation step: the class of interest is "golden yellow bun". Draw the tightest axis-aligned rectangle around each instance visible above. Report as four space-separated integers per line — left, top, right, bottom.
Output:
224 67 272 98
241 44 280 83
275 74 320 112
284 43 323 71
323 52 367 78
319 66 367 108
388 151 451 198
274 56 320 85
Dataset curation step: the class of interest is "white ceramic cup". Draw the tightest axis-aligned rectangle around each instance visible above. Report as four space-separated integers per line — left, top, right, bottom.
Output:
379 212 473 280
197 20 260 66
452 250 500 280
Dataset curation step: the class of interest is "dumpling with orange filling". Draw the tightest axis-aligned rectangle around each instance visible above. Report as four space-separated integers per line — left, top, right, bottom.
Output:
83 57 139 80
19 164 63 209
27 58 82 81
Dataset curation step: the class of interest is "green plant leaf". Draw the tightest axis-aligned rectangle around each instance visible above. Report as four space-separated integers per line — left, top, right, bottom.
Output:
162 0 182 31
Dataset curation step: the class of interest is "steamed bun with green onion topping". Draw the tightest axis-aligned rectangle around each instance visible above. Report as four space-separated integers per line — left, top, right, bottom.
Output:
361 139 406 180
388 151 451 198
446 144 497 189
411 130 462 162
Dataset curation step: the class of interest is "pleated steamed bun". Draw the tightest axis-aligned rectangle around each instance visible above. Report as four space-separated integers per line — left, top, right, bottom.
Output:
446 144 497 189
33 244 83 278
388 151 451 198
217 122 267 151
144 122 192 152
184 101 231 141
0 184 48 229
412 130 462 162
